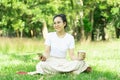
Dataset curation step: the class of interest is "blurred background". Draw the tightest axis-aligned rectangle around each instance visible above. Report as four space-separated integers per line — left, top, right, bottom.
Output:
0 0 120 42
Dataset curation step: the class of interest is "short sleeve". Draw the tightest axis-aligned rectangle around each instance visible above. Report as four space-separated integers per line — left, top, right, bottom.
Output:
69 36 75 49
44 34 51 46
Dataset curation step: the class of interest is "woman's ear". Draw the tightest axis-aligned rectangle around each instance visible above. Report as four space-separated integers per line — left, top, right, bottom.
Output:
64 22 66 27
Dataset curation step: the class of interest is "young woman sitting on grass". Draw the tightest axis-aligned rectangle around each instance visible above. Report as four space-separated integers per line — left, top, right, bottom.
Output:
17 14 91 75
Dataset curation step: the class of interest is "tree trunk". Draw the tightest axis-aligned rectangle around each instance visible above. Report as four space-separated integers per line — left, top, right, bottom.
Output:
20 30 23 38
0 30 3 37
30 30 33 37
16 30 19 37
79 0 85 42
91 29 95 41
102 27 106 40
115 27 120 38
87 9 94 42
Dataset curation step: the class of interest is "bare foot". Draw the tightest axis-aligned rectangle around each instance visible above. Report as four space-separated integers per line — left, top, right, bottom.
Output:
27 71 38 75
83 67 92 73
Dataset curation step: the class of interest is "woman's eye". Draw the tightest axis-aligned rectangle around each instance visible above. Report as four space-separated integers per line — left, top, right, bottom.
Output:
54 21 61 25
57 21 61 24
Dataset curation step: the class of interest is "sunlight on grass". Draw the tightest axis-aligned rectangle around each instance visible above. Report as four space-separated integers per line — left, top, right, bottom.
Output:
0 38 120 80
0 60 25 68
0 37 44 54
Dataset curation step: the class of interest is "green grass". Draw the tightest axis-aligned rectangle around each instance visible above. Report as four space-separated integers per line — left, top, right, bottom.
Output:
0 37 120 80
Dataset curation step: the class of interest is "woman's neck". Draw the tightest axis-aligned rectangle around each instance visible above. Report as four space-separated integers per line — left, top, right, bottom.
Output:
56 30 66 38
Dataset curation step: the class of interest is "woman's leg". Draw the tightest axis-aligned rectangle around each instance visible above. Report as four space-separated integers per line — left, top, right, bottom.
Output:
72 60 89 74
36 62 45 74
28 62 45 75
83 67 92 73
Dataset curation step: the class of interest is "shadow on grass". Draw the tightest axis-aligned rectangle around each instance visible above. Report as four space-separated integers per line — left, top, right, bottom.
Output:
0 64 119 80
0 62 40 80
8 53 38 62
75 69 119 80
0 53 119 80
42 69 119 80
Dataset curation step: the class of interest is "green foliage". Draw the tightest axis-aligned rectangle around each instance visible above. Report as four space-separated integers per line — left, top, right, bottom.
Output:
12 19 25 31
111 7 119 15
0 0 120 39
83 17 92 33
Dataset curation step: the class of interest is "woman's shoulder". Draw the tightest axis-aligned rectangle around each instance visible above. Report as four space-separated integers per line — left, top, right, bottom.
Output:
66 33 74 39
47 32 55 35
46 32 56 37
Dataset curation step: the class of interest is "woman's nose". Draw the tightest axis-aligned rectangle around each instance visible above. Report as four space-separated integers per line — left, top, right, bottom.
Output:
55 23 59 27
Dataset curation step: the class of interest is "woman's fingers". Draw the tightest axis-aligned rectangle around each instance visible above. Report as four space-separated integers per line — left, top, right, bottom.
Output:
40 56 46 61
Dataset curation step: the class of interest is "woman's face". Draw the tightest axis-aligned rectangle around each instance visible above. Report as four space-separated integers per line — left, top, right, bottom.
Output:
53 17 66 32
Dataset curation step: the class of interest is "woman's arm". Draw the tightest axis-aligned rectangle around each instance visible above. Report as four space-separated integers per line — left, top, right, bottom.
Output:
43 45 51 58
40 45 50 61
69 48 78 60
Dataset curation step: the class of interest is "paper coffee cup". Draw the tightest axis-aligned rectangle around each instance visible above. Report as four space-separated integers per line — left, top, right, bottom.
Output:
78 50 86 60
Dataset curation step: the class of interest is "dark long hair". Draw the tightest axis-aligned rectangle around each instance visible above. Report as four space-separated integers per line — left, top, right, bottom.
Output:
53 14 67 28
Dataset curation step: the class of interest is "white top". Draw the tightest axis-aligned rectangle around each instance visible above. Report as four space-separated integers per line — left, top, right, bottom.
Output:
45 32 75 58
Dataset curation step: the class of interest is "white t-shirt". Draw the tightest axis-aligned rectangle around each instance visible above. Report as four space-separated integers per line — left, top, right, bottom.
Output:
45 32 75 58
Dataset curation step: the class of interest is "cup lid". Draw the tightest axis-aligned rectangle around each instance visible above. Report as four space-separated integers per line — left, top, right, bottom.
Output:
78 50 86 53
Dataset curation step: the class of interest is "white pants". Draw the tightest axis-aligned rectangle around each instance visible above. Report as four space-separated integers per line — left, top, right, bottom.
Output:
36 57 88 74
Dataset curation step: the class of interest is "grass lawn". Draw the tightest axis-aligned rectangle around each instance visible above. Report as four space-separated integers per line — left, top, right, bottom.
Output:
0 37 120 80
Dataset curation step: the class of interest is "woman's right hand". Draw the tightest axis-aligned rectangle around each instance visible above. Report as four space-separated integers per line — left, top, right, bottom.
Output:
37 53 47 61
40 55 46 61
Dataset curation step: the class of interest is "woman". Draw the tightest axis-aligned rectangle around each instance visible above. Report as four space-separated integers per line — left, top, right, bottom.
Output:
28 14 91 75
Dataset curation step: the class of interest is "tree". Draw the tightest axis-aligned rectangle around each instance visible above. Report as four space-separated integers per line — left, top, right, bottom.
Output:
0 0 120 40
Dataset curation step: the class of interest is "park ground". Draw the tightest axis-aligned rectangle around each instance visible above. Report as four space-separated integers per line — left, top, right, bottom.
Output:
0 37 120 80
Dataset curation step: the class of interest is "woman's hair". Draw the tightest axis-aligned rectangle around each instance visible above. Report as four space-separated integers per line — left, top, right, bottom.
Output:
53 14 67 28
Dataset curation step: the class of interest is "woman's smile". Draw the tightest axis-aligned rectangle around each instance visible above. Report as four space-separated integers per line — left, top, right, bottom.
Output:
53 17 65 32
